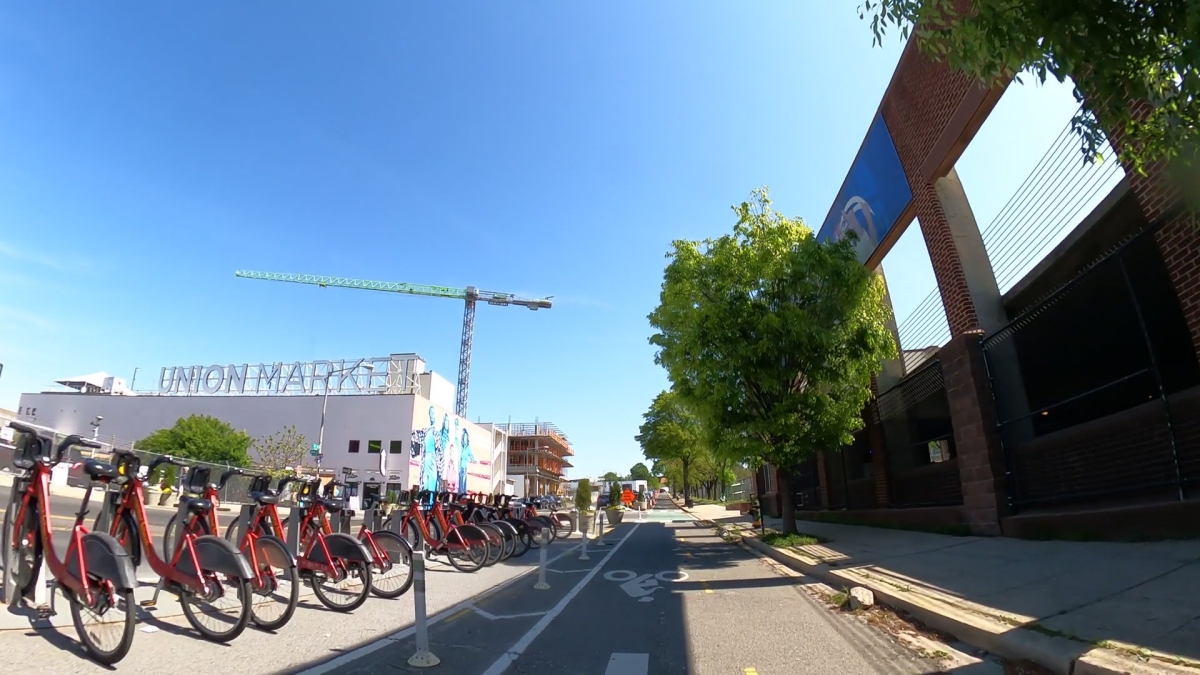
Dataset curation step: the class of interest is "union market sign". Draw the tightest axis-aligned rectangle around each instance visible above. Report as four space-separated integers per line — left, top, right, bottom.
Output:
156 354 425 397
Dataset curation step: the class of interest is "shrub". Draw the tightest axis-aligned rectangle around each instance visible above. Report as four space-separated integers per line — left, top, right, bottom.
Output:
608 482 622 509
574 479 592 513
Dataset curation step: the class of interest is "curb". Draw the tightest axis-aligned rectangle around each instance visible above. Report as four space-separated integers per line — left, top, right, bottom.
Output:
708 522 1195 675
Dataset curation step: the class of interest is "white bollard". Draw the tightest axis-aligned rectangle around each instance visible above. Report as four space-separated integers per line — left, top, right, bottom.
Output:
533 527 550 589
596 511 607 547
579 516 590 560
407 550 441 668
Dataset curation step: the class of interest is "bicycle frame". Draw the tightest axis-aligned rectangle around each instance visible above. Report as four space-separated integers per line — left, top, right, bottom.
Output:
9 465 107 608
279 489 352 579
192 484 275 590
109 477 219 594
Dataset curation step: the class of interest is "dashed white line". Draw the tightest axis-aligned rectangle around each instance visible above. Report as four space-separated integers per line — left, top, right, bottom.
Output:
605 652 650 675
479 524 640 675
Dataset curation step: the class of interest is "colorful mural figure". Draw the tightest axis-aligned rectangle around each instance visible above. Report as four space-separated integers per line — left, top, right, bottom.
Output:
457 427 474 493
409 403 485 493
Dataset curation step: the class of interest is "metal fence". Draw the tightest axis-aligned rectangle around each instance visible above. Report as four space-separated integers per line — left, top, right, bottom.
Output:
981 219 1200 511
875 360 964 508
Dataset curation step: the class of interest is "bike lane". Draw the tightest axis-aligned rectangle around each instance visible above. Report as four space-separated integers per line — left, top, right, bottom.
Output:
312 529 634 675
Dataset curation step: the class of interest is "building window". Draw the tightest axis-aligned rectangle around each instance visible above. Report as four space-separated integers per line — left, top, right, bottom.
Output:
388 440 404 455
368 440 382 454
348 440 361 453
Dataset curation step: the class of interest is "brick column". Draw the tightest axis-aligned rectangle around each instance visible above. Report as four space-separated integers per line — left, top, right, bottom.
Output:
940 331 1007 535
1102 103 1200 358
865 384 890 508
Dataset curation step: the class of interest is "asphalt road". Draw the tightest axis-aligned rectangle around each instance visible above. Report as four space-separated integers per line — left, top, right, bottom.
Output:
316 504 935 675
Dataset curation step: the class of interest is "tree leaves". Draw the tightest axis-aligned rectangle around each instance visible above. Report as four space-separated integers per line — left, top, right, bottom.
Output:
136 414 253 467
252 425 309 477
646 188 896 472
860 0 1200 175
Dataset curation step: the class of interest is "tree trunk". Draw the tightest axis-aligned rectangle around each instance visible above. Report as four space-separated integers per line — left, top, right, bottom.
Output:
776 469 798 535
682 457 693 508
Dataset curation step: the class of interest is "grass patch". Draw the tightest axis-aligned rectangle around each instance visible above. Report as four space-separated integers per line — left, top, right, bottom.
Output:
762 531 820 548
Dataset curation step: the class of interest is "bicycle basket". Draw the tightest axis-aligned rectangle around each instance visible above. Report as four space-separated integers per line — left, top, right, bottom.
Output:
10 430 50 470
115 453 141 481
248 475 271 494
185 466 212 493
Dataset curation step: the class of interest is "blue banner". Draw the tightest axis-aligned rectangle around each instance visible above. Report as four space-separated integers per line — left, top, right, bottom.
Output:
816 113 913 265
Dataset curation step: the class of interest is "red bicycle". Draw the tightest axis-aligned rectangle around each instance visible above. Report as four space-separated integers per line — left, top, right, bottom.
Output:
2 422 137 665
169 467 299 631
101 449 255 642
243 476 375 612
384 489 489 573
277 480 413 599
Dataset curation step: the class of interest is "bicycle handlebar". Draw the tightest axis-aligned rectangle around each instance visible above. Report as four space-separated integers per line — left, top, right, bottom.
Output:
6 422 101 465
217 467 245 489
146 454 189 474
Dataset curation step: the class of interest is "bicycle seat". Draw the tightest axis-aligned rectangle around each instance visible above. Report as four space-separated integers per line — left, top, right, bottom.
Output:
249 491 278 505
317 497 344 512
82 459 118 481
181 496 213 515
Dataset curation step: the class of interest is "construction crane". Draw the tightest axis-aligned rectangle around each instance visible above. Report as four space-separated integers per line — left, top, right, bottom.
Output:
234 270 552 417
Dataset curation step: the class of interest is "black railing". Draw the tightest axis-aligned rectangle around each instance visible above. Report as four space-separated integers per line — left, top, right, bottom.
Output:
875 360 964 508
981 214 1198 511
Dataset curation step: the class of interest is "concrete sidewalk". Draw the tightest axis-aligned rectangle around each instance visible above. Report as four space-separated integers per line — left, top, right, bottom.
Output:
681 501 1200 675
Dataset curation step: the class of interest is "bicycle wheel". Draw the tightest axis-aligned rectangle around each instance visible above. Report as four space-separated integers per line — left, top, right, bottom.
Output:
243 535 298 631
366 530 413 599
311 555 372 612
443 526 487 573
180 566 252 642
475 523 504 567
3 501 41 605
69 579 136 665
489 520 519 560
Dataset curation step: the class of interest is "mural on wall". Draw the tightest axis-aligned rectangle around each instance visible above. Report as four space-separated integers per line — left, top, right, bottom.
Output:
409 404 490 493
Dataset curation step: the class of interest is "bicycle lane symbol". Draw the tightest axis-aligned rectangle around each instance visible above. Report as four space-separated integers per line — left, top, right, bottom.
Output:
603 570 690 602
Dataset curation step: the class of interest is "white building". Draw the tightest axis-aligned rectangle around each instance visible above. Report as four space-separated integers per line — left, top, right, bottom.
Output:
15 352 508 509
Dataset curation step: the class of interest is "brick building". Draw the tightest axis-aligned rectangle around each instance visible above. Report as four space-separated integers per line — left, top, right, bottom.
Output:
755 22 1199 540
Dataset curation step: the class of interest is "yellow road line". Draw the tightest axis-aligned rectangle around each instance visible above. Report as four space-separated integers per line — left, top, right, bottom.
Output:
744 669 759 675
443 607 472 624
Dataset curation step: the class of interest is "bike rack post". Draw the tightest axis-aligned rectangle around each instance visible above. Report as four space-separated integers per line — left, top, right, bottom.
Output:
534 527 550 590
596 511 607 547
364 507 380 532
93 484 114 535
407 550 440 668
237 504 255 542
4 481 21 607
286 508 302 556
579 515 590 561
333 510 352 534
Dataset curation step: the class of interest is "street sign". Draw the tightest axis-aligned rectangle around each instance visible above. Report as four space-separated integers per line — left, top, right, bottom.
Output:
310 443 321 457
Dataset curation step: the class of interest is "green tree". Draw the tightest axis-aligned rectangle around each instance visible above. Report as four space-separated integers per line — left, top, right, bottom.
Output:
602 471 621 483
628 462 653 482
636 390 705 508
574 479 593 513
860 0 1199 175
607 481 623 510
648 189 896 533
252 425 308 477
137 415 253 467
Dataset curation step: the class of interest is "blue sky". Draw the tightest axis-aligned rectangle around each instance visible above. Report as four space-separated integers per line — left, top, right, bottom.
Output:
0 3 1084 479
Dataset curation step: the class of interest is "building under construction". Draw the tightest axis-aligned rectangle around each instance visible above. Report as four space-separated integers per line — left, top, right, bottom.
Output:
504 422 574 496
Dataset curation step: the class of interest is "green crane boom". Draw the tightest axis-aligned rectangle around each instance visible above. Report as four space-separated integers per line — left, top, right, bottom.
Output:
234 269 552 417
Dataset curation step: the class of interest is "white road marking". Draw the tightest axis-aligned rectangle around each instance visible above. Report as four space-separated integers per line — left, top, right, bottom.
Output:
605 652 650 675
479 524 641 675
294 541 584 675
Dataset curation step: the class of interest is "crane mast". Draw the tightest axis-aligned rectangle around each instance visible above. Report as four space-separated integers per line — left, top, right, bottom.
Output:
234 270 551 417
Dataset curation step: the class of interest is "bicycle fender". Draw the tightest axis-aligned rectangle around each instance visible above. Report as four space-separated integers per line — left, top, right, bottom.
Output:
454 524 489 543
66 532 137 593
182 534 254 580
252 535 297 569
311 532 373 564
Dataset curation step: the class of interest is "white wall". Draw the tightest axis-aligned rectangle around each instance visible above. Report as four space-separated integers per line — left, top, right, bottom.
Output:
15 391 416 476
417 371 457 412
